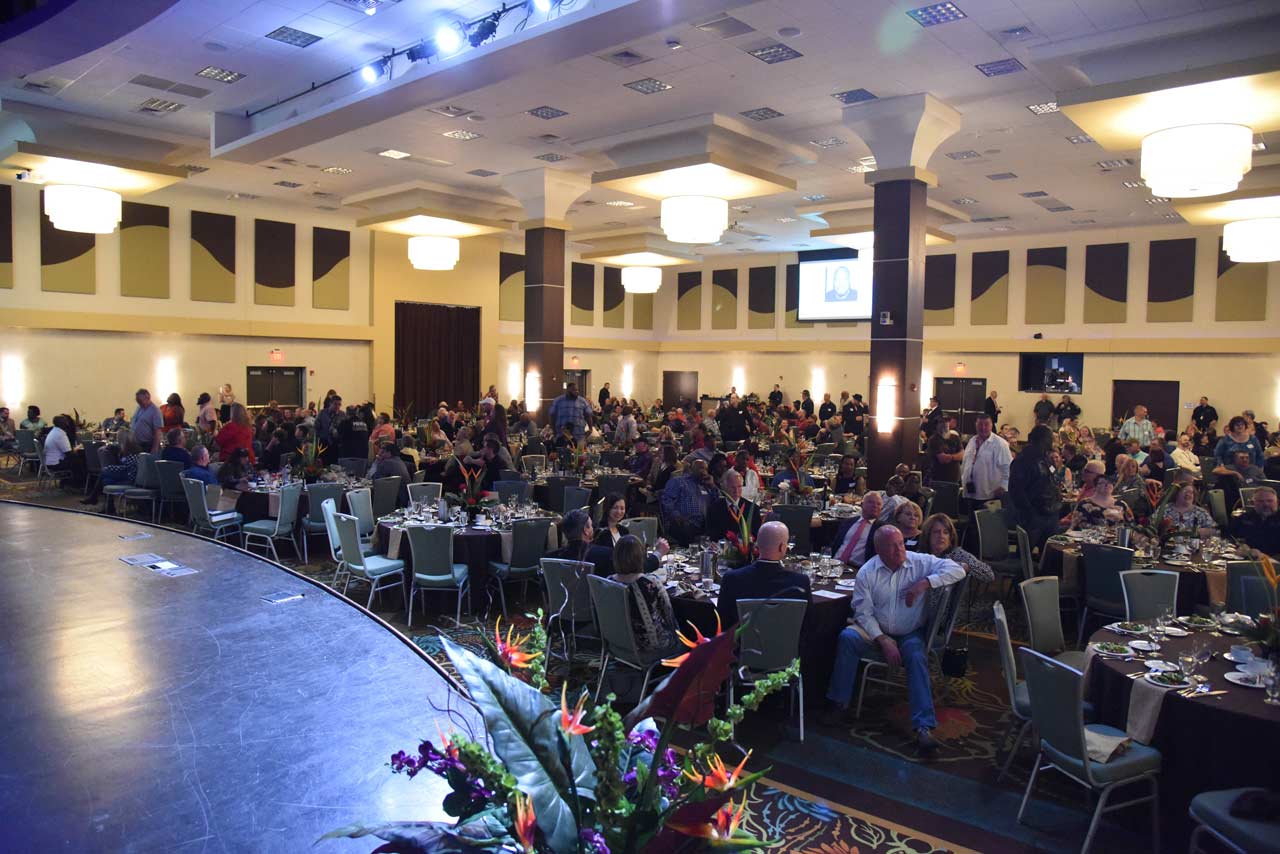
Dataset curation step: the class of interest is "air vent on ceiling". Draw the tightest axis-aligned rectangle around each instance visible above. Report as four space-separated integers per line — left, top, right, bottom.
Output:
1097 158 1136 170
19 75 73 95
694 14 755 38
181 164 210 174
987 172 1017 180
1145 197 1171 204
1066 134 1094 145
534 153 569 162
1046 205 1073 212
802 193 828 202
1163 213 1183 220
527 105 568 120
310 190 338 198
972 215 1010 222
226 192 259 200
277 157 298 165
321 166 351 175
906 2 966 27
975 58 1024 77
130 73 210 98
809 137 845 149
740 106 783 121
599 48 652 67
832 88 877 105
624 78 671 94
138 98 185 113
315 205 341 211
427 104 472 118
274 180 303 188
1123 180 1145 188
604 200 634 207
997 25 1034 40
534 133 561 143
952 197 978 205
1071 218 1096 224
467 168 498 177
1020 190 1048 198
946 150 980 160
265 26 322 47
745 41 803 64
442 129 483 140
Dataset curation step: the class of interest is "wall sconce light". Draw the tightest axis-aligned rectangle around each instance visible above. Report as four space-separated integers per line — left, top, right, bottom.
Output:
876 377 896 434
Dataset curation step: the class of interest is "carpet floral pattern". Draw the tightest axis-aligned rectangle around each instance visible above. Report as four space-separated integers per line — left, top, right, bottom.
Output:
747 787 963 854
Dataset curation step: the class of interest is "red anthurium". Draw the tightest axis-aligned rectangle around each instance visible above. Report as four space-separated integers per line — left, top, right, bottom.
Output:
559 685 595 736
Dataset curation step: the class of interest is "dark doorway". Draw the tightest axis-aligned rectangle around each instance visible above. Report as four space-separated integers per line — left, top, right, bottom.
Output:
934 376 987 435
1112 380 1180 435
564 369 591 402
394 301 480 419
246 366 305 408
663 371 699 410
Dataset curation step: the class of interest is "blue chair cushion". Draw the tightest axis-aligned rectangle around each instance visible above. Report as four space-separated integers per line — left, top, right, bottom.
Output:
302 518 327 533
243 519 279 535
359 555 404 577
1012 681 1031 718
1043 724 1161 785
124 488 158 499
414 564 469 588
1190 788 1280 854
103 484 132 494
489 561 539 579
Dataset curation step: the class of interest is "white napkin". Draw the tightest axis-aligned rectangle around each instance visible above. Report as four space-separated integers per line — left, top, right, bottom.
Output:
1126 676 1172 744
1084 729 1132 763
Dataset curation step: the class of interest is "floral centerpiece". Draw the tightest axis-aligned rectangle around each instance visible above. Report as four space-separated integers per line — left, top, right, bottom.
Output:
325 614 798 854
449 464 498 518
292 442 329 482
1241 603 1280 663
721 500 756 569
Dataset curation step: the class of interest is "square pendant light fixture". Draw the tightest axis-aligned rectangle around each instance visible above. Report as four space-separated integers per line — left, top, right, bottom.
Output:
832 88 877 105
906 2 966 27
196 66 244 83
378 149 411 159
265 26 322 47
527 105 568 120
746 42 803 64
740 107 783 121
624 78 672 94
442 129 483 141
1025 101 1059 115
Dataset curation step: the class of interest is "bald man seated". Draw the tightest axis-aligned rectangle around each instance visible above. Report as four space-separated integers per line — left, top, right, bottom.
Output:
822 524 965 756
716 520 811 629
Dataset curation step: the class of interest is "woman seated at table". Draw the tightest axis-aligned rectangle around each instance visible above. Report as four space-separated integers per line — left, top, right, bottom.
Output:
919 513 994 586
369 412 396 450
1058 417 1080 446
833 454 865 497
1070 477 1134 530
608 535 678 655
892 500 925 549
82 435 140 509
1114 454 1146 494
1077 460 1106 500
1155 482 1218 539
594 493 631 546
649 443 678 495
218 447 254 492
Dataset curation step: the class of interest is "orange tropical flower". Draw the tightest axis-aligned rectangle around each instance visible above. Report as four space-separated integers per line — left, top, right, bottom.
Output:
684 750 752 791
494 617 541 670
559 685 595 736
661 612 723 668
511 791 536 853
436 723 459 760
670 798 754 846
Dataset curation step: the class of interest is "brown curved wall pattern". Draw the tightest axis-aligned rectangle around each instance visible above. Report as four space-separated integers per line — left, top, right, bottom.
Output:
1084 242 1128 323
254 218 295 306
191 210 235 303
40 191 95 294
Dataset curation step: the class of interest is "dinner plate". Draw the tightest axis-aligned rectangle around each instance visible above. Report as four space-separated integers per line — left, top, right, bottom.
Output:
1163 557 1192 566
1065 531 1087 540
1162 627 1190 637
1144 672 1192 689
1223 650 1254 664
1223 671 1265 689
1129 640 1161 652
1144 660 1179 672
1090 642 1133 657
1178 616 1216 629
1107 622 1148 635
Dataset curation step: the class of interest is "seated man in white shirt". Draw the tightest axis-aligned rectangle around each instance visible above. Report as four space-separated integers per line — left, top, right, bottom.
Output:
821 525 965 755
1170 434 1201 473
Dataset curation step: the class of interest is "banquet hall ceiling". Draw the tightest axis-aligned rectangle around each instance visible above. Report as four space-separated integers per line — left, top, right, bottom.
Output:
2 0 1277 254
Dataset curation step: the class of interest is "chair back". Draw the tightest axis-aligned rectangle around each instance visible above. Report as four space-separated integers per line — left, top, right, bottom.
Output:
1240 575 1276 615
411 469 426 484
992 602 1021 711
1119 569 1179 621
1200 456 1218 488
522 453 547 475
1226 561 1275 613
496 469 525 482
815 442 837 458
322 497 342 561
16 429 36 454
922 584 955 653
1207 489 1229 528
585 574 643 664
347 487 375 536
1239 486 1260 509
544 476 580 512
497 480 533 505
542 558 594 623
274 482 304 535
1080 543 1133 614
371 476 401 518
181 476 212 526
599 450 627 469
155 460 187 501
1012 526 1034 583
279 452 296 471
1162 468 1180 488
525 439 546 456
1020 576 1067 655
510 518 552 568
929 481 961 519
305 482 345 523
563 485 591 512
339 456 369 477
597 474 632 500
736 599 806 673
84 443 103 474
408 481 443 507
98 444 120 467
1018 648 1088 771
405 524 464 582
333 513 368 572
930 576 968 652
974 509 1010 562
768 504 815 554
622 516 658 547
134 453 159 489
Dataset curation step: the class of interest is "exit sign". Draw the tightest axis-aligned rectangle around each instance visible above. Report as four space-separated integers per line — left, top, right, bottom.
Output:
269 349 284 362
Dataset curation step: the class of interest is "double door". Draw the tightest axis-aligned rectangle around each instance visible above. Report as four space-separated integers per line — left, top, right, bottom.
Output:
934 377 987 436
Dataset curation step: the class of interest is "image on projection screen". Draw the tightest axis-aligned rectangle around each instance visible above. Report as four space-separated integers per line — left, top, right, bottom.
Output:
796 256 873 321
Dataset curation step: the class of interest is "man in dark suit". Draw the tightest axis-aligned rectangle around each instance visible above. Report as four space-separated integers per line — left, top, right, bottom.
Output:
717 520 811 628
983 390 1001 422
705 469 762 542
547 508 663 575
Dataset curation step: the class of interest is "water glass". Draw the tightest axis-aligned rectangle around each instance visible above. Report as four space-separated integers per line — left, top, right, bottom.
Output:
1177 651 1197 678
1264 666 1279 705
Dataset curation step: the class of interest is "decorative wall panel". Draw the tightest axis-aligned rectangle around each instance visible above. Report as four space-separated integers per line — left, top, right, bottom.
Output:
747 266 775 329
784 263 811 328
312 227 350 310
498 251 525 321
1146 237 1196 322
602 266 624 328
1084 242 1128 323
970 250 1009 325
570 261 594 326
677 270 702 330
40 191 95 294
631 292 654 330
923 253 955 326
120 202 169 298
0 185 12 289
1215 237 1267 321
190 210 236 303
711 268 737 329
254 218 295 306
1025 246 1066 324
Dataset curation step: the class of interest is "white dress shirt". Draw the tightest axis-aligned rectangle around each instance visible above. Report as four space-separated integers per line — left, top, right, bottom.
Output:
852 552 966 639
1171 447 1200 472
741 468 762 502
43 425 70 466
960 433 1011 500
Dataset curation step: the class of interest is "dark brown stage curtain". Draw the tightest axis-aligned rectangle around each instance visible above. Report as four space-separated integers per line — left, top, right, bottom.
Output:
394 301 480 419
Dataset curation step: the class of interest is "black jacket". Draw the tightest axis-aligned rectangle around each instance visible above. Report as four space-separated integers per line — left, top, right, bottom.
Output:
716 560 811 629
548 537 659 575
1192 404 1219 432
818 401 837 421
1230 511 1280 558
1055 400 1081 422
704 496 762 542
1033 400 1055 423
983 396 1001 420
1009 446 1059 519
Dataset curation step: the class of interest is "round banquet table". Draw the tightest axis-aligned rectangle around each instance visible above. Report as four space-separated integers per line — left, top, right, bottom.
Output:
1086 626 1280 841
1043 540 1219 615
375 520 503 610
670 571 852 702
234 488 313 526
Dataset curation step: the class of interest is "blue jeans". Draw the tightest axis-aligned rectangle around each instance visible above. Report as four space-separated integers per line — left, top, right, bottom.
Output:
826 626 937 730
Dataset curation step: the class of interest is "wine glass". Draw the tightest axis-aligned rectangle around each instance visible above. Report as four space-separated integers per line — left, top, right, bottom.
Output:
1177 651 1197 680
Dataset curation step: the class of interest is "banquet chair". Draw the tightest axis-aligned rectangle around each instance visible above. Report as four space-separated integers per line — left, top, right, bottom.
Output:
928 481 963 522
1020 577 1087 669
814 442 837 458
347 487 377 543
975 510 1020 591
181 476 242 544
1119 570 1179 621
1206 489 1229 529
154 460 189 522
586 575 669 703
496 469 525 481
542 558 597 661
1189 788 1280 854
407 481 443 507
14 429 39 477
599 450 627 468
371 475 402 519
496 480 532 505
1237 486 1260 510
411 469 426 484
122 453 161 522
1225 562 1273 613
992 601 1032 782
490 516 553 606
1016 648 1161 854
543 476 579 512
405 524 469 627
1076 543 1134 646
768 504 815 555
321 497 374 587
854 585 954 719
521 454 546 475
524 439 546 457
1238 575 1275 616
36 439 74 489
333 512 405 609
622 516 658 548
242 482 303 562
563 485 591 513
82 441 103 496
732 599 807 741
1200 457 1218 489
302 482 345 563
597 474 633 502
339 456 369 477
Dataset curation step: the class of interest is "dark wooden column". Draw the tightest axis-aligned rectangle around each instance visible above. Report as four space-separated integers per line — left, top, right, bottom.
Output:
523 226 565 424
867 178 927 488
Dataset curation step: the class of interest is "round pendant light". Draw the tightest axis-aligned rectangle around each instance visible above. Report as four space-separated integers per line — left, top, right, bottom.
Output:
1140 123 1252 198
44 185 122 234
407 235 460 270
660 195 729 244
1223 218 1280 263
620 265 661 293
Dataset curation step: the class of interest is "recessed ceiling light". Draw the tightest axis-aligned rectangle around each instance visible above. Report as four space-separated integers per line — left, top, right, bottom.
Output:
1097 158 1135 169
1145 197 1170 204
467 114 486 123
1065 134 1094 144
467 168 498 177
1162 213 1182 220
1047 205 1073 212
1253 141 1267 151
746 41 803 64
802 193 828 202
906 2 966 27
196 65 244 83
605 200 636 207
695 14 756 38
1020 190 1048 198
832 88 877 105
265 26 322 47
1122 180 1145 188
138 97 184 113
442 129 483 140
740 106 783 121
975 58 1024 77
776 216 797 223
378 149 411 159
987 172 1017 180
999 25 1033 38
321 166 351 175
534 152 569 162
427 104 472 118
226 193 258 200
624 77 672 94
809 137 845 149
1025 101 1058 115
528 105 568 120
952 197 978 205
946 150 980 160
274 180 303 189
